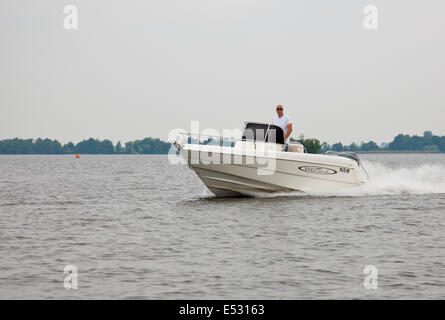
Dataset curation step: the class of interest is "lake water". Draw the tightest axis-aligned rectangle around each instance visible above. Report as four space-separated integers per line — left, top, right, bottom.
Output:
0 154 444 299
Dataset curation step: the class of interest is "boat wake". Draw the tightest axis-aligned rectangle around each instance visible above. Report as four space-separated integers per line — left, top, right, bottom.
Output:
245 161 445 198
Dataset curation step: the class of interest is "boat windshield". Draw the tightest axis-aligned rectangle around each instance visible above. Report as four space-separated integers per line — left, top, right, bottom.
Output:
242 122 284 144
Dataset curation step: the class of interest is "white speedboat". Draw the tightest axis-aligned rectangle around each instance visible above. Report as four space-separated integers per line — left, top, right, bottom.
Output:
173 122 369 197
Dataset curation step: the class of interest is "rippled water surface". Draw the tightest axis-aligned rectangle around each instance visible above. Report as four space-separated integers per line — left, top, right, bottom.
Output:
1 154 444 299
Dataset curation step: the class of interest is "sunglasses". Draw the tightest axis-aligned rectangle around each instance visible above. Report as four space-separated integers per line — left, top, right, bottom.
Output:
276 108 283 111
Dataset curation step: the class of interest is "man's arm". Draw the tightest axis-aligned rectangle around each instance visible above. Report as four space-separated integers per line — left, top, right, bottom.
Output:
284 123 292 142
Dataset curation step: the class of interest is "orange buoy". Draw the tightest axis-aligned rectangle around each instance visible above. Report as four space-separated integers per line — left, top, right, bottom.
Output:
75 154 80 159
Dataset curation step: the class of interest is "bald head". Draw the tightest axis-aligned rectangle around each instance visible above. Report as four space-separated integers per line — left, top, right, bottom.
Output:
276 105 284 117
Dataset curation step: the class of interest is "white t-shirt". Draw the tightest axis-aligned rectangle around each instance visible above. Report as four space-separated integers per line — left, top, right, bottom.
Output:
272 114 292 144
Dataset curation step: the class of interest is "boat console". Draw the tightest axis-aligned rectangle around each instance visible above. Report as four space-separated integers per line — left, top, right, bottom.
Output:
241 122 304 153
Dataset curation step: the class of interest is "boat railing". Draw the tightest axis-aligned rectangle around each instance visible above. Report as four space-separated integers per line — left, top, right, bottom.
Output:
173 131 243 148
325 151 369 180
173 131 307 154
173 131 288 150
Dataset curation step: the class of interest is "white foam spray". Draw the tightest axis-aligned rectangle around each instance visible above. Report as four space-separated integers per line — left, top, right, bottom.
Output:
245 161 445 198
345 161 445 196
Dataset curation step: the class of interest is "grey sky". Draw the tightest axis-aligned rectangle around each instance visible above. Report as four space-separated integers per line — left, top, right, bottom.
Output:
1 0 444 145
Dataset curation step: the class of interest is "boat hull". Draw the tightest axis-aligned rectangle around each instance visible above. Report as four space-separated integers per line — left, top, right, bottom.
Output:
179 144 367 197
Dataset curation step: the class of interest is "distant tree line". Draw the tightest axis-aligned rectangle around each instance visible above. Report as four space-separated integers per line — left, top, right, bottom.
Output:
0 138 171 154
293 131 445 154
320 131 445 154
1 131 444 154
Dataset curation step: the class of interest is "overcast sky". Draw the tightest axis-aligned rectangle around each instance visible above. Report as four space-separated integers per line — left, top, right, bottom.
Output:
1 0 444 144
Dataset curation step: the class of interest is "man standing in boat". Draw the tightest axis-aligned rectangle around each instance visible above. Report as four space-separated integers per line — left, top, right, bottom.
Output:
272 105 293 151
